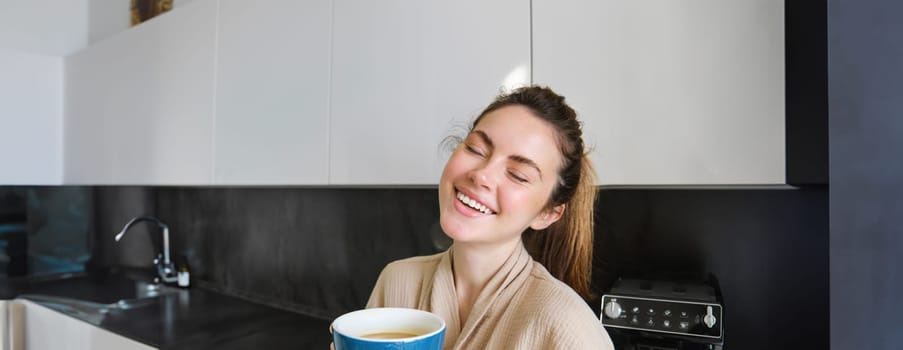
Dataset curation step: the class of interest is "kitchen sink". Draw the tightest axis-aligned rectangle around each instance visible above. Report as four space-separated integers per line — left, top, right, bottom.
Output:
13 270 184 325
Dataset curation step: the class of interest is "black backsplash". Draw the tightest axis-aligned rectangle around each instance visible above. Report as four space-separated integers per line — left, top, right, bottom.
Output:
153 188 445 319
87 187 446 319
0 187 91 276
6 185 827 349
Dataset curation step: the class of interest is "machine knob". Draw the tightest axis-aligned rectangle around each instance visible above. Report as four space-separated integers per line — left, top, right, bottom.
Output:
604 300 623 319
703 306 717 328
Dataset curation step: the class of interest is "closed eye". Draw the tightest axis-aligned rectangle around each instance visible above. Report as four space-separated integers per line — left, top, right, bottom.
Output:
508 171 529 183
464 144 485 157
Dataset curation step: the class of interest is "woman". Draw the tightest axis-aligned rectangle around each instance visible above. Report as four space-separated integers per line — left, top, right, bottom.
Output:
367 86 614 349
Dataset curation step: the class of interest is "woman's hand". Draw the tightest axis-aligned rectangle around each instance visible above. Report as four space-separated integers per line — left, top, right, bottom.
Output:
329 323 335 350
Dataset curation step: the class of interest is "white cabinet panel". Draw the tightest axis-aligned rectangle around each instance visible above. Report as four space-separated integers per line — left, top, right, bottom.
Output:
534 0 785 185
87 0 202 46
214 0 331 184
10 300 156 350
64 0 217 185
0 301 9 347
0 50 62 185
330 0 531 185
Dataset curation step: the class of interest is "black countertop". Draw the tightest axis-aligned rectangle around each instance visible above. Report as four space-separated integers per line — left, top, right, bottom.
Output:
0 270 333 349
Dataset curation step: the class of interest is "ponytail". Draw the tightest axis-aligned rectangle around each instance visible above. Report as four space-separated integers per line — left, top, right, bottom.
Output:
523 156 597 300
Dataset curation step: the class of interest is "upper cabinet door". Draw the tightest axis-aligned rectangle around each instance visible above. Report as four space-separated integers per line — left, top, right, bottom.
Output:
534 0 786 185
330 0 531 185
214 0 331 185
65 0 217 185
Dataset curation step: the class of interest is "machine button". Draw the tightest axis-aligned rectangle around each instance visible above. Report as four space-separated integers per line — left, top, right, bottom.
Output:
646 318 654 327
632 306 640 314
679 311 689 318
603 300 623 319
679 321 690 330
630 315 639 325
647 308 655 316
663 309 672 317
662 320 671 328
703 306 717 328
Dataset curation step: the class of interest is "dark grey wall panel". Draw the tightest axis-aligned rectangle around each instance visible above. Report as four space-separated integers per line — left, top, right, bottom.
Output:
786 0 828 185
829 0 903 348
90 187 157 269
153 188 442 319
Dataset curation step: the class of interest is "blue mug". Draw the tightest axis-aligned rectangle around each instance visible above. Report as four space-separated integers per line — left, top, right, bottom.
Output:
332 307 446 350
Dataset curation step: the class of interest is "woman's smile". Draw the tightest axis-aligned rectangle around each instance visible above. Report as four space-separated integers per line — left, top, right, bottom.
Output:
454 188 496 216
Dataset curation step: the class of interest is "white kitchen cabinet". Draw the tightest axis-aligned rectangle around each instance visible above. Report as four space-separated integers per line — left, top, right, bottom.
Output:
5 299 155 350
87 0 201 46
64 0 218 185
213 0 331 184
0 50 63 185
0 301 8 346
330 0 531 185
533 0 786 185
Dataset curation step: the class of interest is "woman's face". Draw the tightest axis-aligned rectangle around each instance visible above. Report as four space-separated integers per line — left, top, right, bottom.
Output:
438 105 565 246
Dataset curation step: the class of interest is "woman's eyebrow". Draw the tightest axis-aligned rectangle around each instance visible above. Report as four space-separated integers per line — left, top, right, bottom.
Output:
509 154 543 181
472 130 494 150
473 130 543 181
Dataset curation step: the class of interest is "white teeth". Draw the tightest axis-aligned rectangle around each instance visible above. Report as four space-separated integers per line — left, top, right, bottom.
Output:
456 191 493 214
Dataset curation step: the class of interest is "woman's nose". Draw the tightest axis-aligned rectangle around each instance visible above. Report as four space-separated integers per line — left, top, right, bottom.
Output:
469 163 495 190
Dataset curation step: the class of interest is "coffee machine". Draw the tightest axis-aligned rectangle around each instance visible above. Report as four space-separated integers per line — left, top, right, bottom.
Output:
600 276 724 350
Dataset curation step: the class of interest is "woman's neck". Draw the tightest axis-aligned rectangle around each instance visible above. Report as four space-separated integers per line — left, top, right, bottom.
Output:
451 239 521 325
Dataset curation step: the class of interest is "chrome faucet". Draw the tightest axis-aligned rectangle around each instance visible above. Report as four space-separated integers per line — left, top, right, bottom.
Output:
114 216 178 283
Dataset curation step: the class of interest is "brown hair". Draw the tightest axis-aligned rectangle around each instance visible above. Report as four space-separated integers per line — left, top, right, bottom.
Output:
471 86 597 299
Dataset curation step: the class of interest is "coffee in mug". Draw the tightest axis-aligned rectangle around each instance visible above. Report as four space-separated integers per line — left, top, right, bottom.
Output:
331 307 445 350
360 331 422 339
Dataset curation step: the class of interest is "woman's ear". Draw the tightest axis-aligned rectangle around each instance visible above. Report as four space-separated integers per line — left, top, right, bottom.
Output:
530 204 565 230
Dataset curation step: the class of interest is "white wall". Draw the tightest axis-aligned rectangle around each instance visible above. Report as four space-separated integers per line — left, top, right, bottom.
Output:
87 0 130 45
0 0 88 55
0 49 63 184
0 0 88 184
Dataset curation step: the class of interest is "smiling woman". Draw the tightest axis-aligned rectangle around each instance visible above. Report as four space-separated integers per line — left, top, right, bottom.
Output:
364 86 613 349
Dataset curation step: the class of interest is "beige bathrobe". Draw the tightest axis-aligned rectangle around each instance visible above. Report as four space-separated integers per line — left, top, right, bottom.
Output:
367 243 615 350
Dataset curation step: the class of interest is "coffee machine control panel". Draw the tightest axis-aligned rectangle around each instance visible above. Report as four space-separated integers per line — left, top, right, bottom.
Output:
601 294 722 339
